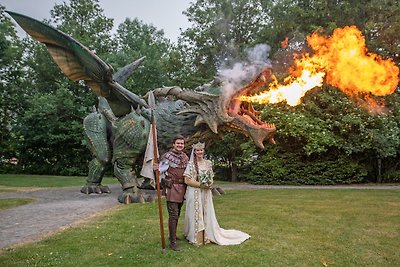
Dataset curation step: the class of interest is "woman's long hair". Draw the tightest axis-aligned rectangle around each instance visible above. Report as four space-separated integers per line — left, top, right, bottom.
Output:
193 154 199 179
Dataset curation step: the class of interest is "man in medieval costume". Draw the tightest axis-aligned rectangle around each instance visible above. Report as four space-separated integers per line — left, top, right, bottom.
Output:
158 135 189 251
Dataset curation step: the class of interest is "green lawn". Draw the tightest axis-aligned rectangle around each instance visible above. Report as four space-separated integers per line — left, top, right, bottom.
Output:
0 174 119 188
0 189 399 266
0 198 35 211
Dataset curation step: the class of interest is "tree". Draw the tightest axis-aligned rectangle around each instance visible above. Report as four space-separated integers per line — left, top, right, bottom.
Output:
50 0 115 55
0 6 25 171
363 0 400 61
109 18 173 95
180 0 400 184
13 0 115 175
207 133 249 182
180 0 271 87
49 0 115 107
16 87 90 175
2 0 400 183
250 0 400 183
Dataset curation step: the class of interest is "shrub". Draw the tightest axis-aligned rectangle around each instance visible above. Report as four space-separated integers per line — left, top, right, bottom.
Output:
243 146 368 185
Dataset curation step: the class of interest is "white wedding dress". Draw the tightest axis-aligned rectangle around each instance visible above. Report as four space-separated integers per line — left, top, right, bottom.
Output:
183 160 250 245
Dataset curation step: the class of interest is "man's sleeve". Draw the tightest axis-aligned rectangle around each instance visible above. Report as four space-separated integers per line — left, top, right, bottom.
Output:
159 160 169 174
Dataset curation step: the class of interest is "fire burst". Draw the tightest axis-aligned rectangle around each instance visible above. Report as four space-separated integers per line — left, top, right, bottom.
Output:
240 26 399 107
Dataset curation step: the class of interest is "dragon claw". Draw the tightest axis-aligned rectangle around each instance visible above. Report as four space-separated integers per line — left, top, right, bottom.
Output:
139 178 155 190
145 194 157 203
118 187 145 204
80 184 111 194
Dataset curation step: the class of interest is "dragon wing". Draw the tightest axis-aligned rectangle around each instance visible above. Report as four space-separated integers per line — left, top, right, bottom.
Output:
7 11 147 116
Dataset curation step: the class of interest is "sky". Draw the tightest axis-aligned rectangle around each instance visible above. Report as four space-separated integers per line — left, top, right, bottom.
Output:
1 0 193 42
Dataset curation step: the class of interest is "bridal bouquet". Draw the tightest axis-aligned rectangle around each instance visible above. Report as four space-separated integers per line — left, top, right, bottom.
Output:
199 169 214 185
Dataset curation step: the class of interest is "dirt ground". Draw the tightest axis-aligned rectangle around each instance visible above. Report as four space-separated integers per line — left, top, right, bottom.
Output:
1 183 399 251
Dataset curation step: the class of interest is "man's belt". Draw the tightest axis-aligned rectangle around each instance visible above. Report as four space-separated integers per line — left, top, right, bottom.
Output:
169 177 185 184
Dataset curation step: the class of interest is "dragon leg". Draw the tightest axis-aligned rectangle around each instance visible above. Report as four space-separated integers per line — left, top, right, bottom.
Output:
114 157 145 204
111 110 152 203
81 110 112 194
80 158 111 194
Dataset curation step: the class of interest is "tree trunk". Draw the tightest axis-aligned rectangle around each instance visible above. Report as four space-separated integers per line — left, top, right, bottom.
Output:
376 158 382 183
230 162 238 182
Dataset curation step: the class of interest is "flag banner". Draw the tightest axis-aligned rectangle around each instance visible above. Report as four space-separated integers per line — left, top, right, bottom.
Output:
140 123 158 186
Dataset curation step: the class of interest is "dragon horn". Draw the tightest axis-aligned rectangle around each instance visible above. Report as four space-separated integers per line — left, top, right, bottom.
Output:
148 91 156 110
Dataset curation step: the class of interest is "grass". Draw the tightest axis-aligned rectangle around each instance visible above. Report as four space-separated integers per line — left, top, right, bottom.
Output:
0 198 35 211
0 188 16 193
0 174 119 188
0 189 399 266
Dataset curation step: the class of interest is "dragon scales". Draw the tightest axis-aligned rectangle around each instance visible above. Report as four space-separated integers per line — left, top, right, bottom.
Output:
8 11 276 203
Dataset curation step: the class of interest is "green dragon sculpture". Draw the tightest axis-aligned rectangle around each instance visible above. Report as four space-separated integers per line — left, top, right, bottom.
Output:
8 11 276 203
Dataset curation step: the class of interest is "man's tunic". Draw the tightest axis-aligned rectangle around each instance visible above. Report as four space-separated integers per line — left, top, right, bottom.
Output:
159 150 189 203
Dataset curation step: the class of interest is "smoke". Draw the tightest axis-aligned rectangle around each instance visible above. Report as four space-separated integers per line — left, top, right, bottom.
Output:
246 44 271 65
217 44 272 97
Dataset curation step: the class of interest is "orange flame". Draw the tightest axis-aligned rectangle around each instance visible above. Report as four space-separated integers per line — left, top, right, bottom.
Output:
240 26 399 107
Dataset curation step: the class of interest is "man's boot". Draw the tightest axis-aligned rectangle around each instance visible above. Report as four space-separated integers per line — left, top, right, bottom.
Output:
175 218 180 240
169 218 181 251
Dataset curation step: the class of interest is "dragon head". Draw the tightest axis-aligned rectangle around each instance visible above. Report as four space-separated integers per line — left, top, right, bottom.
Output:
216 67 276 149
151 67 276 149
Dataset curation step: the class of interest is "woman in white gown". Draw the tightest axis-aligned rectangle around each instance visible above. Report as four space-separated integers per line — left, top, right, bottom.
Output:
183 142 250 246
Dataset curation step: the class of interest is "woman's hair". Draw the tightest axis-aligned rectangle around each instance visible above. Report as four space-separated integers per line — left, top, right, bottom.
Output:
193 156 199 177
192 141 205 178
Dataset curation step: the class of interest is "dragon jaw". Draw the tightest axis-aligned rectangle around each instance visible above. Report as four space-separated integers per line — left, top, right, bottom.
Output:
151 67 277 149
221 68 277 149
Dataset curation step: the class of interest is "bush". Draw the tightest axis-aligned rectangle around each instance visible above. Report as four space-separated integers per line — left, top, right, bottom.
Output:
382 169 400 183
243 146 369 185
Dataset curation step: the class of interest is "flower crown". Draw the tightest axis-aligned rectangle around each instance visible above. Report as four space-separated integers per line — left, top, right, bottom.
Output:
192 142 205 150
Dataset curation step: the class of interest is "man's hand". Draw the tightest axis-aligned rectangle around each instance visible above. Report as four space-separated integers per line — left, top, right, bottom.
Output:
153 162 159 171
162 178 172 188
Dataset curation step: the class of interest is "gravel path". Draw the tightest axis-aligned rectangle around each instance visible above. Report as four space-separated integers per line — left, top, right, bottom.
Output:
0 184 122 250
1 183 399 250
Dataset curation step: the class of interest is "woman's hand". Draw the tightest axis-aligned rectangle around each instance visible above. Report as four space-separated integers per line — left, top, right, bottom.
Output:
200 183 212 189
